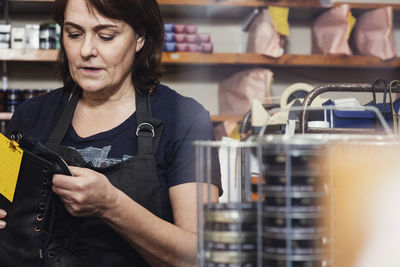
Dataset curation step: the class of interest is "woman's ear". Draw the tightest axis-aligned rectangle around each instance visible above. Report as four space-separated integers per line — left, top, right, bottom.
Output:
136 36 145 52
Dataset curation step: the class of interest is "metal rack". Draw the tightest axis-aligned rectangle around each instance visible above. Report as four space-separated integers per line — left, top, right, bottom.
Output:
301 82 400 134
196 119 398 267
196 82 400 266
196 135 331 267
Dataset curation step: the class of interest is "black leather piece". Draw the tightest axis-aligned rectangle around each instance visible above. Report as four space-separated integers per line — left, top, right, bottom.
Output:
16 133 72 176
0 134 72 267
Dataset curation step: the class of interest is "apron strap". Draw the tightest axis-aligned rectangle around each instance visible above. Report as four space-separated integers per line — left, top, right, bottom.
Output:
46 89 81 149
46 87 163 156
135 92 163 155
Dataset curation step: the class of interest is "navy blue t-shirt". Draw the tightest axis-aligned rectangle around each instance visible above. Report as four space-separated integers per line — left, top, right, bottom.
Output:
6 84 222 222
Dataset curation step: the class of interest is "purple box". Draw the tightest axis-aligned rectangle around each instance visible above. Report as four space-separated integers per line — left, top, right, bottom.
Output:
174 33 186 43
198 33 211 43
187 43 198 52
186 34 199 43
174 24 186 33
201 42 213 53
176 43 188 52
185 24 197 34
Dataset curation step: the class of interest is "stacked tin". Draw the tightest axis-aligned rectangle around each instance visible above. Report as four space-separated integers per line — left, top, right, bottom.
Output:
195 135 334 267
261 136 328 267
203 202 258 266
0 89 47 112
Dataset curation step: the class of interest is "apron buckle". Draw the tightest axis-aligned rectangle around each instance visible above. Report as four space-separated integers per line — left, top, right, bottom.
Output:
136 122 155 137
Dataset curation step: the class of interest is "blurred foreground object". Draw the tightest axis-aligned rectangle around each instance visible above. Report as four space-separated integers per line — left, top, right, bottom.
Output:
322 140 400 267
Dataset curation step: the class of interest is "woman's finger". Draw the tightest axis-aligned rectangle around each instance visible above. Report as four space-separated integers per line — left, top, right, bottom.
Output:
68 166 87 177
0 210 7 229
0 209 6 219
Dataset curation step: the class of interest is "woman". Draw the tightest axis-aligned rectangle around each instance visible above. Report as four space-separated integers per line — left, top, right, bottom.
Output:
0 0 221 266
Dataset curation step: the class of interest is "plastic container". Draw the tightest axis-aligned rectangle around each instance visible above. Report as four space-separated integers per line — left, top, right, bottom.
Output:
185 24 198 34
198 33 211 43
201 42 213 53
176 43 188 52
164 42 177 52
174 24 186 33
186 34 199 43
165 32 175 42
164 23 174 33
174 33 186 43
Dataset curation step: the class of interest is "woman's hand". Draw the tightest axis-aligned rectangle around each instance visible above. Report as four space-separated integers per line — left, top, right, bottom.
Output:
52 166 119 218
0 209 6 229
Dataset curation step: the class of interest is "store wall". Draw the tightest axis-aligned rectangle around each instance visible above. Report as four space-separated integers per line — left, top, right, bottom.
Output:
2 8 400 115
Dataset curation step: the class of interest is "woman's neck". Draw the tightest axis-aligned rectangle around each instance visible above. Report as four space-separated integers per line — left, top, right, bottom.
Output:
80 84 135 109
72 84 137 137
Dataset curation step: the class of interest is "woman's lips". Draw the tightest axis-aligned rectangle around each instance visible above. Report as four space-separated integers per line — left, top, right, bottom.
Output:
79 67 103 74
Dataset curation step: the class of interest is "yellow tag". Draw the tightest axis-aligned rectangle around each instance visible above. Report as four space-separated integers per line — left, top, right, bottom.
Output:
229 123 241 140
268 6 290 36
387 9 393 38
347 11 356 40
0 133 23 203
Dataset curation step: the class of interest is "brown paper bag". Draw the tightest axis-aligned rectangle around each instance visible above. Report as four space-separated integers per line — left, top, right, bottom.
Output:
352 6 397 61
246 9 285 58
312 4 353 55
218 68 273 115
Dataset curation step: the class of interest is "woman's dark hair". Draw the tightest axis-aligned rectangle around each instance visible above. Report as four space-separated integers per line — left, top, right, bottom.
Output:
53 0 164 95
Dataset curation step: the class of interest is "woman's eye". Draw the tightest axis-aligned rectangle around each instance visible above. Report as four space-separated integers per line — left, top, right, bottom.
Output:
67 33 82 39
99 35 115 41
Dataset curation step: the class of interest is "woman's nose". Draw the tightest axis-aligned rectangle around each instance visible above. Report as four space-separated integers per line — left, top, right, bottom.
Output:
80 35 98 58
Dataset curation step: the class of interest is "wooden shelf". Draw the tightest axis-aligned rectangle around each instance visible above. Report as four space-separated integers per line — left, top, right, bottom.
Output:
0 49 58 62
162 53 400 68
333 2 400 10
10 0 320 7
1 49 400 68
6 1 400 20
158 0 323 8
210 114 243 122
7 0 400 9
159 0 400 9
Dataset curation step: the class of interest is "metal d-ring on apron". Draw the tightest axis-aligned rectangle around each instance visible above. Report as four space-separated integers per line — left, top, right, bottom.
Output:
43 87 164 267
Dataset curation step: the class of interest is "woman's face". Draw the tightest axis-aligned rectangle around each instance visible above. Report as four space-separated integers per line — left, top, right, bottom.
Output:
63 0 144 94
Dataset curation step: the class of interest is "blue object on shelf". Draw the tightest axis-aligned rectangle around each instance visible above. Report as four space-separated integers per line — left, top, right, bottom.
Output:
164 42 177 52
323 99 400 128
165 32 175 42
164 23 174 33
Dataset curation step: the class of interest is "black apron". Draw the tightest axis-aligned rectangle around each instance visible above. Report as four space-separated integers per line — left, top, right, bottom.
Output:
43 88 164 267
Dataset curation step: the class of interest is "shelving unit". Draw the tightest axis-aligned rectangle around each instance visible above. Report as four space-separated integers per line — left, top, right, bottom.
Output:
6 0 400 9
1 49 400 68
163 53 400 68
1 0 400 121
0 49 57 62
209 114 242 122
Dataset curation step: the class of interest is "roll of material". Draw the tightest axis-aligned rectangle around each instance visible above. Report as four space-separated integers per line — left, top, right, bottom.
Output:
280 83 314 108
308 121 330 128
